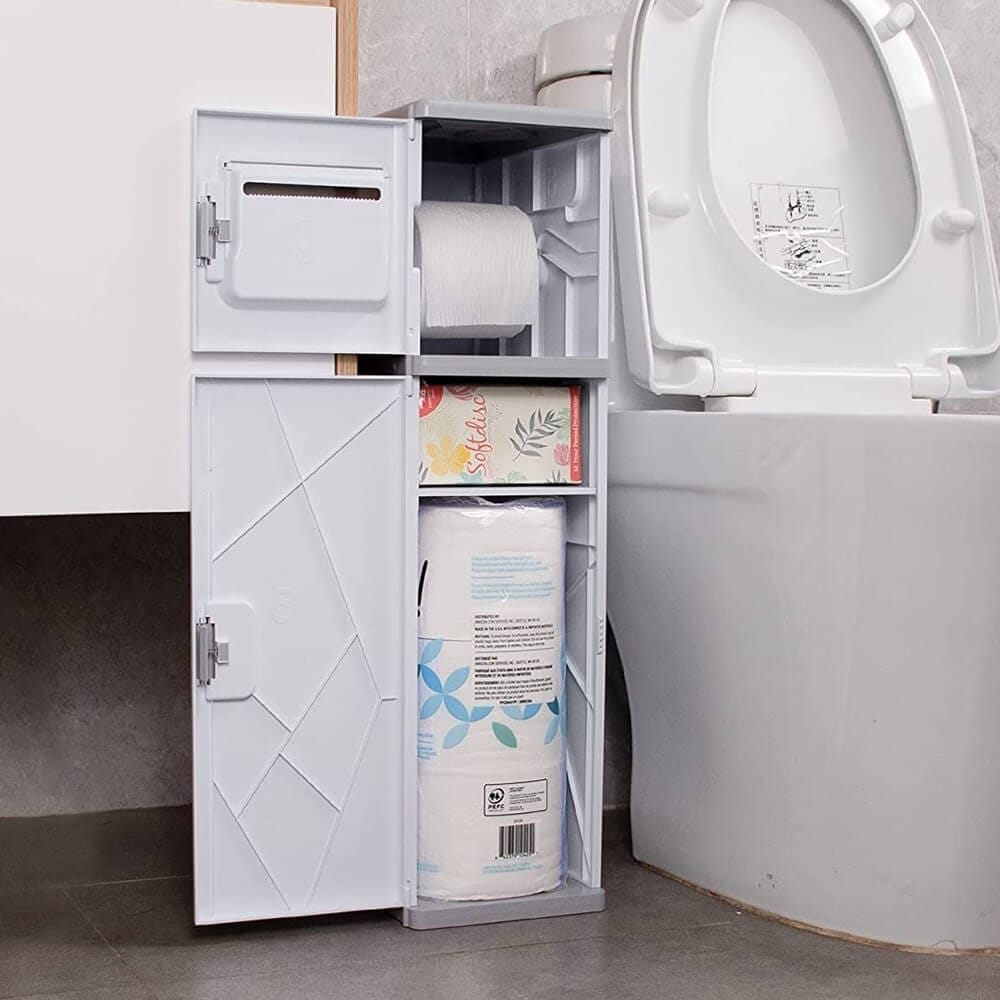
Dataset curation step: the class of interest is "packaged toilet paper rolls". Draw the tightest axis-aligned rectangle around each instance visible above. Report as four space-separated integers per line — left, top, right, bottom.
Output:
417 499 567 901
415 202 539 339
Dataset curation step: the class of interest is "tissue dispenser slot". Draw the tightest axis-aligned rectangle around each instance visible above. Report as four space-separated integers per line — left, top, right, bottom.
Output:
242 181 382 201
222 163 390 308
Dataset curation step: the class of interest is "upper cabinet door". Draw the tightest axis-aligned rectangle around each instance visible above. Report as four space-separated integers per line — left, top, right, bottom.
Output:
193 111 419 356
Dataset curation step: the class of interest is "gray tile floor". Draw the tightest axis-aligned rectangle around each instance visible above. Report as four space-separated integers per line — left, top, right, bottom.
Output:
1 808 997 1000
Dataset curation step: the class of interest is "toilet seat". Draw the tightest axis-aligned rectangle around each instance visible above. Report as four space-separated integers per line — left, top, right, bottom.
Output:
611 0 1000 411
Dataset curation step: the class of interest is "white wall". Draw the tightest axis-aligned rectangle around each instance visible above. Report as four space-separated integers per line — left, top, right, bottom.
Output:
0 0 336 516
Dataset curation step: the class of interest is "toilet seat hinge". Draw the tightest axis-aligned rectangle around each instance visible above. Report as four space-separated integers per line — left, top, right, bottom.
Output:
904 364 951 400
706 368 933 414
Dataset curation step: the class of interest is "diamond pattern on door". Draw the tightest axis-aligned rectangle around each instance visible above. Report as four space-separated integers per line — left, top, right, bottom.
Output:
310 700 403 909
213 486 355 729
211 788 286 920
306 405 406 699
269 379 402 479
240 757 339 907
212 697 288 813
195 377 407 923
208 381 302 559
283 639 380 809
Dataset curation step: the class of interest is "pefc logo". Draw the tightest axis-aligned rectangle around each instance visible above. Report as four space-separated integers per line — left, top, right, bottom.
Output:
487 787 505 810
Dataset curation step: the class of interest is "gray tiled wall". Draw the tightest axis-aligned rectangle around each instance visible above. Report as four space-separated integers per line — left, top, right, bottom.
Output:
1 0 997 816
0 516 191 816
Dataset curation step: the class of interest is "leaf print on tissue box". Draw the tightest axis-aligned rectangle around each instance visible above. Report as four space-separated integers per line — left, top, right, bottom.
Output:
418 382 582 485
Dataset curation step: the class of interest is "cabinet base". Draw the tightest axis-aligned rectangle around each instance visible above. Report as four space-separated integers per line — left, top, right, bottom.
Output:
399 880 606 930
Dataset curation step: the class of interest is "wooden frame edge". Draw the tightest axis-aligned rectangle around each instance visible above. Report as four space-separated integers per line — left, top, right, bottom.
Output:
331 0 359 116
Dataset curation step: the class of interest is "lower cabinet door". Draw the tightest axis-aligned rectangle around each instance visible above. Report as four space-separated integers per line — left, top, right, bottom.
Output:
191 376 413 924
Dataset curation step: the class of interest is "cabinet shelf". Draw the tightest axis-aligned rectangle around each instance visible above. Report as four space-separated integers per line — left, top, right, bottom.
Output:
419 485 597 498
402 878 606 930
411 356 610 380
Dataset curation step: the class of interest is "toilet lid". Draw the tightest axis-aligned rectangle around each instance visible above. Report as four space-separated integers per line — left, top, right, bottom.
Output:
612 0 1000 408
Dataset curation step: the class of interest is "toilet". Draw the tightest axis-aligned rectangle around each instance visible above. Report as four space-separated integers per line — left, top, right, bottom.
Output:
608 0 1000 952
535 14 619 112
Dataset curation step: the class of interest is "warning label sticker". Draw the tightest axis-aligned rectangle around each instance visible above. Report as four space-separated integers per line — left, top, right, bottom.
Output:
750 183 851 291
472 613 557 705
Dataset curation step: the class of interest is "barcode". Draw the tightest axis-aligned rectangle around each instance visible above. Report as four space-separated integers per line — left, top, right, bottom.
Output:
497 823 536 859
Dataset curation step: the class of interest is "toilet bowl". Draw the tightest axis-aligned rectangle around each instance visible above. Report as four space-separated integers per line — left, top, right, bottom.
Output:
608 0 1000 951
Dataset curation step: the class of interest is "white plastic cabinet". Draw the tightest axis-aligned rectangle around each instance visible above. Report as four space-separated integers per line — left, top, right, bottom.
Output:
189 103 612 928
190 110 420 924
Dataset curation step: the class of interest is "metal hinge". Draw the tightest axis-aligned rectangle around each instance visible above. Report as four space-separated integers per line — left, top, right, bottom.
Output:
195 617 229 686
195 198 231 265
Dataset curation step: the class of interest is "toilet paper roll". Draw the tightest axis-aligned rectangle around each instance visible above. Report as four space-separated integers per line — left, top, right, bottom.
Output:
417 499 567 901
415 202 539 339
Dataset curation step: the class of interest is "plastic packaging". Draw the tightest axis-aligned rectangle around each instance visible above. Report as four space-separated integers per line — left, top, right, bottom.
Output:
418 382 582 486
417 498 567 901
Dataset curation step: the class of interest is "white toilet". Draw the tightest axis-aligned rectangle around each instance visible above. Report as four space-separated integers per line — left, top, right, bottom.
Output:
535 14 619 112
608 0 1000 951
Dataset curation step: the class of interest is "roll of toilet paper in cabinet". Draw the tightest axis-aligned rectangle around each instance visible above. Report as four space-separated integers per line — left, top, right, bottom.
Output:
415 202 539 339
417 499 567 901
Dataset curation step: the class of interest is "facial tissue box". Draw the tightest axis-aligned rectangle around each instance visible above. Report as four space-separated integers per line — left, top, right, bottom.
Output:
419 382 582 486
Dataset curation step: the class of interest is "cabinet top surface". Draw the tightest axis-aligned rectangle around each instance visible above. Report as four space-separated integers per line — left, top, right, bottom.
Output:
384 99 612 133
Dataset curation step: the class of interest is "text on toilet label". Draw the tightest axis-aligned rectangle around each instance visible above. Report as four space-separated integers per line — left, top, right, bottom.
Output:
750 182 852 291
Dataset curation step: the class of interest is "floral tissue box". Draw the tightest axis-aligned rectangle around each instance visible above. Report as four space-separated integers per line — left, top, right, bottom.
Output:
419 382 582 486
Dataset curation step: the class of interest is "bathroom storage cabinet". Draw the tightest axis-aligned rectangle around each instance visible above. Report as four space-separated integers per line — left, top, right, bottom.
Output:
190 102 610 928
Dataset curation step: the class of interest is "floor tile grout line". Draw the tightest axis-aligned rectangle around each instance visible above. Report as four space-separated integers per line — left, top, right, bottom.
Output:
146 981 174 1000
55 874 191 890
1 988 153 1000
375 918 744 965
58 885 157 997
